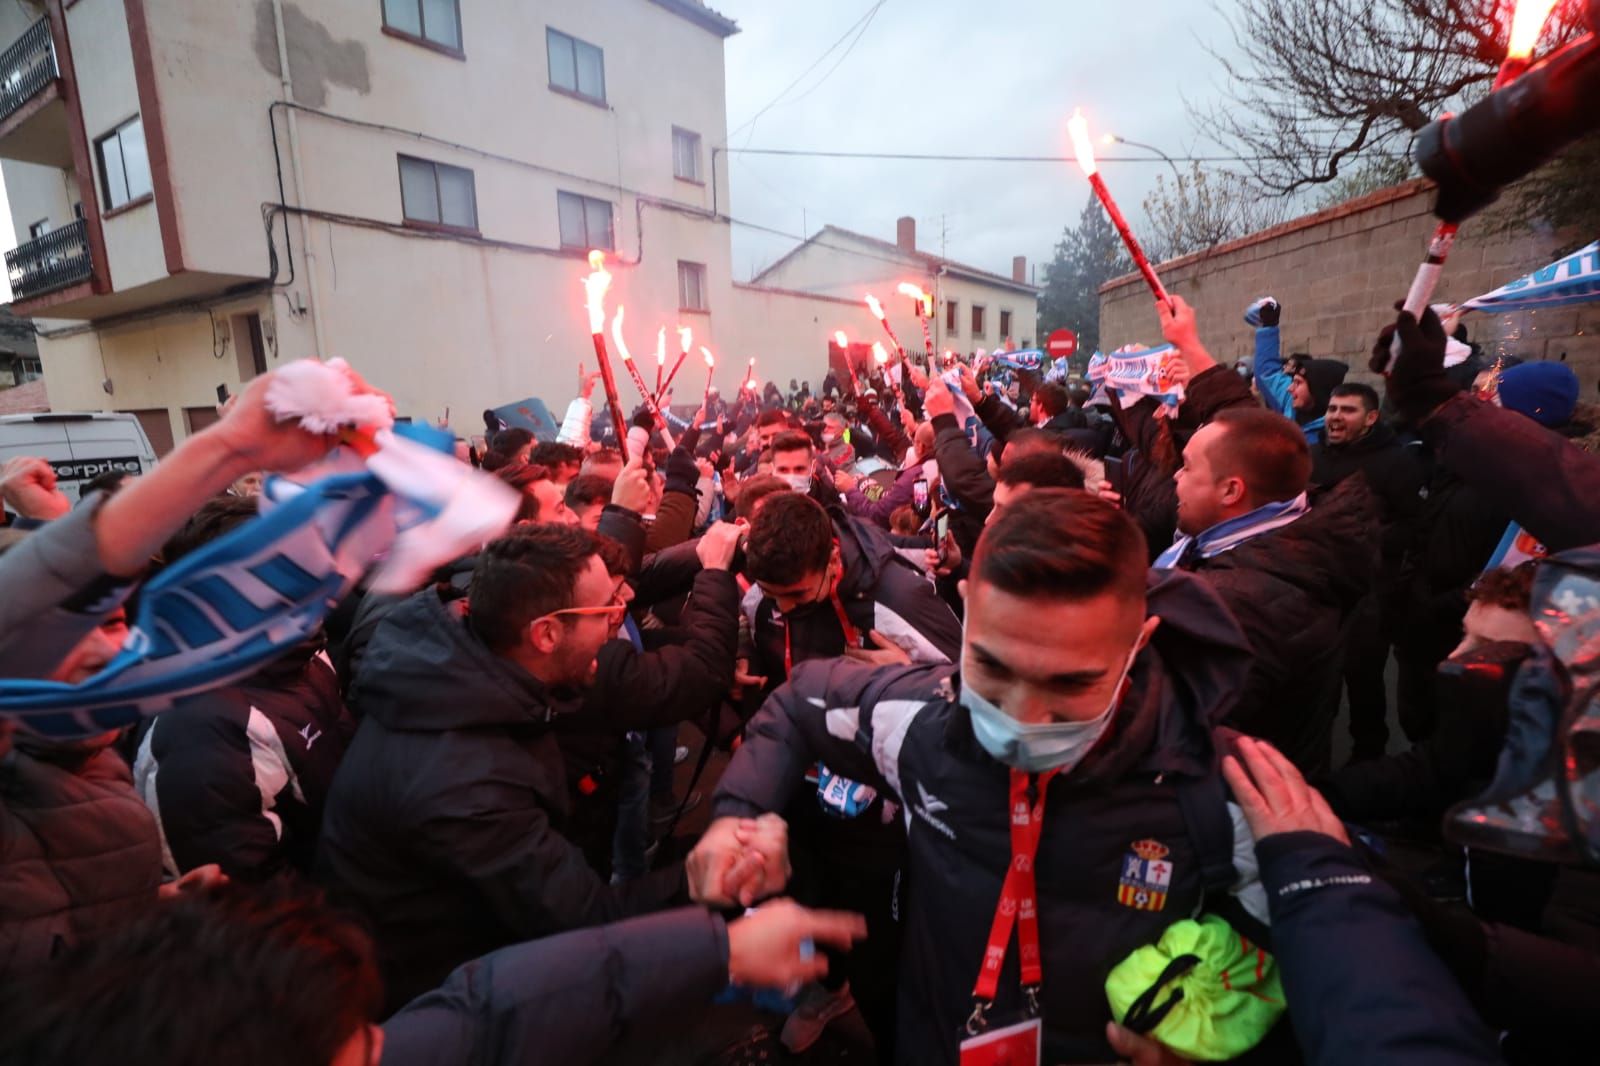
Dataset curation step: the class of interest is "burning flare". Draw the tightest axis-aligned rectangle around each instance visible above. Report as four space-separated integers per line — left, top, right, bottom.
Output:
702 347 716 367
583 250 611 334
865 294 886 321
872 342 890 366
1507 0 1559 60
834 330 849 348
678 326 693 353
655 327 666 366
1067 109 1097 177
897 282 934 317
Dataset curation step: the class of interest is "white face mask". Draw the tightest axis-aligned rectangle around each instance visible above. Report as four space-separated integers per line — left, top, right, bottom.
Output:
780 473 812 493
958 639 1142 774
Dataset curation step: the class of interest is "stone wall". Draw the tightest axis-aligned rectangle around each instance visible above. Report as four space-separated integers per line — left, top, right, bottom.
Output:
1099 179 1600 395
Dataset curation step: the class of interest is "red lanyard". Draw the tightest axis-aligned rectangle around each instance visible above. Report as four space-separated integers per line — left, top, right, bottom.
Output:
970 769 1057 1023
780 568 861 678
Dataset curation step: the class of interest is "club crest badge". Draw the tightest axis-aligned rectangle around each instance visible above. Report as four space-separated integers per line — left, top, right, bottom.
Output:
1117 839 1173 912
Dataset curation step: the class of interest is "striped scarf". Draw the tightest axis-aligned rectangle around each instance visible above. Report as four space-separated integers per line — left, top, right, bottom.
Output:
1154 492 1311 570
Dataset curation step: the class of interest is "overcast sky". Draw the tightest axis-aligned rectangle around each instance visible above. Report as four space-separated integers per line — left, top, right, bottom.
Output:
714 0 1241 284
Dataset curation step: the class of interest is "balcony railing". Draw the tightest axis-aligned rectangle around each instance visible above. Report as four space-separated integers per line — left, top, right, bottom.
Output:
6 218 91 301
0 18 57 126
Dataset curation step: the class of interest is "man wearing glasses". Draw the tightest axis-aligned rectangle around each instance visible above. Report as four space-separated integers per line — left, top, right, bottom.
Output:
317 523 754 1014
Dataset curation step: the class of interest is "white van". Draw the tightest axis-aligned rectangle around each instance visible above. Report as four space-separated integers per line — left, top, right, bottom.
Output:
0 412 159 504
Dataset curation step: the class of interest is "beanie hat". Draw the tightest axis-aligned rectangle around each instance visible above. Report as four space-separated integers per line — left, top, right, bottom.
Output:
1106 914 1285 1061
1497 362 1579 428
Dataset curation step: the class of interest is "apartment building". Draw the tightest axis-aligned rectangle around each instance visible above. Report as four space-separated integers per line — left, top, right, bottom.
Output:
749 216 1041 361
0 0 743 448
0 1 1040 447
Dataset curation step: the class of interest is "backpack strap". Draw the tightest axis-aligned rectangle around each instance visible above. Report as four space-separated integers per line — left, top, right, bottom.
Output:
1174 766 1239 895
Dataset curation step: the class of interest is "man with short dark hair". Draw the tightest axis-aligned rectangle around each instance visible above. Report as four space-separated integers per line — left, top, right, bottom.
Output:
495 462 574 525
1164 407 1377 773
708 490 1270 1064
1312 383 1427 761
580 448 625 484
563 474 613 532
989 450 1086 526
317 525 738 1012
530 441 584 487
770 430 818 495
1029 382 1088 434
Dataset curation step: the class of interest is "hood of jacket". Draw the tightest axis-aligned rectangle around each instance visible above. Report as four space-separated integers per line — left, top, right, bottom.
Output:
1199 475 1379 613
1067 567 1255 786
828 507 901 600
350 589 573 733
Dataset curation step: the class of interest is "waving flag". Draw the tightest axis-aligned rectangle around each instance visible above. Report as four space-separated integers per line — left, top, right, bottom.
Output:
976 349 1046 374
0 424 517 740
1088 345 1185 415
1464 241 1600 313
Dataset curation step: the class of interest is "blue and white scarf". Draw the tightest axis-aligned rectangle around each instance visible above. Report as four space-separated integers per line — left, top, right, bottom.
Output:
1 425 517 739
1154 492 1312 570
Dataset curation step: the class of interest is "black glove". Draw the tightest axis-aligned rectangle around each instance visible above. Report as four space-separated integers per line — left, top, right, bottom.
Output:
1258 300 1280 328
663 446 700 499
631 407 655 432
1370 303 1460 425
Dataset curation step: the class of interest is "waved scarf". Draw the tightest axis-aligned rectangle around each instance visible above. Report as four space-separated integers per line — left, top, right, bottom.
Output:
1154 492 1312 570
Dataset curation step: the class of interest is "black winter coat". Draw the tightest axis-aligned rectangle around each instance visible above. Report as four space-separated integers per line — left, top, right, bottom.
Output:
316 591 688 1014
132 644 353 880
1178 477 1380 775
715 570 1268 1065
929 412 993 555
381 907 733 1066
1309 422 1426 574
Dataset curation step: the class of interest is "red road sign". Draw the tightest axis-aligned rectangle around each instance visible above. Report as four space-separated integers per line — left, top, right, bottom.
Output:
1046 328 1078 359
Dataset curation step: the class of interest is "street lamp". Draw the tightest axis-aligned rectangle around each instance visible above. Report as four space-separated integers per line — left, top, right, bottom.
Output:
1102 133 1185 185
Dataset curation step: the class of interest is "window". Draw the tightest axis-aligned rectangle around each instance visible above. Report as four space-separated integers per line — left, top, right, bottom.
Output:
678 261 707 312
672 127 702 182
183 406 222 435
382 0 462 52
547 28 605 103
999 309 1012 340
399 155 478 232
971 305 986 338
233 312 268 380
27 219 50 241
945 299 959 335
95 117 152 211
557 191 613 251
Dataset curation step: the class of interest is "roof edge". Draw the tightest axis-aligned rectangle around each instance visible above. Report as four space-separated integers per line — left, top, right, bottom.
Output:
649 0 740 37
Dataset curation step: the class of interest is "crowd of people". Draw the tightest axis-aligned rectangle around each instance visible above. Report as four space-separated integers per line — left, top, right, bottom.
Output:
0 286 1596 1066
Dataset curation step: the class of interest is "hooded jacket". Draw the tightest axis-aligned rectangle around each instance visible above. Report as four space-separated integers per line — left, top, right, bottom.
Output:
0 737 162 980
1253 326 1347 445
714 570 1268 1065
316 590 688 1014
742 509 963 681
1178 477 1380 775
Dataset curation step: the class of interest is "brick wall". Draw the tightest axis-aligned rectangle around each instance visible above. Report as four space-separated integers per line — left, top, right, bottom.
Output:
1098 179 1600 395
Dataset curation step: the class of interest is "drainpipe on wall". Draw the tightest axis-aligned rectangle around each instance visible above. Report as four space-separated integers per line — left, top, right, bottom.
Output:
272 0 328 363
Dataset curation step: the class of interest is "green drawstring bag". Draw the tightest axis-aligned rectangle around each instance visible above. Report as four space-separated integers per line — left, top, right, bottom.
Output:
1105 914 1286 1061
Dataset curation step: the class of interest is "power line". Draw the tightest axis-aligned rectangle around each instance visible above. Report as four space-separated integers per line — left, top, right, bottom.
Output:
724 147 1307 163
723 0 890 146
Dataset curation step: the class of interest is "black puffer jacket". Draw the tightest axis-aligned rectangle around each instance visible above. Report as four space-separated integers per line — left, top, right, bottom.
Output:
316 591 688 1014
0 738 162 980
1178 477 1380 774
715 570 1269 1065
132 643 353 880
744 509 962 684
